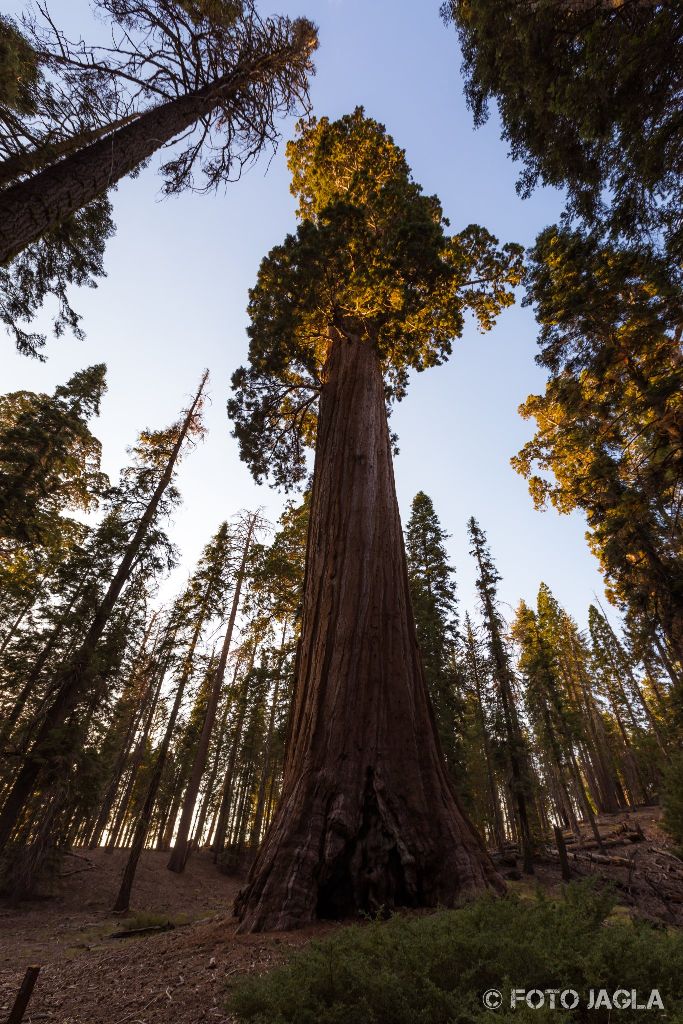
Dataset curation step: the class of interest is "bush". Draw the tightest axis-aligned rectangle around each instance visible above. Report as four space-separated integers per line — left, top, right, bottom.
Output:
229 883 683 1023
662 748 683 857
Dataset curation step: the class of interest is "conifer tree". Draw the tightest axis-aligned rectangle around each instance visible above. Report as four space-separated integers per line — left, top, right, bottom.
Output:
0 373 207 853
513 228 683 711
405 491 464 777
0 365 107 552
111 510 242 909
0 14 118 355
229 109 522 931
461 613 505 851
0 15 39 113
209 499 307 864
513 587 603 847
468 517 535 873
0 3 315 356
167 511 261 873
588 604 657 805
0 2 316 269
442 0 683 264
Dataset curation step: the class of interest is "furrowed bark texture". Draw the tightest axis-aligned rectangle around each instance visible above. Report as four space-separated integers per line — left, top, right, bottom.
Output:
234 331 503 933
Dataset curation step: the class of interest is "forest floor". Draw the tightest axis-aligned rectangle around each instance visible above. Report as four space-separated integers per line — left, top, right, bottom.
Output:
0 807 681 1024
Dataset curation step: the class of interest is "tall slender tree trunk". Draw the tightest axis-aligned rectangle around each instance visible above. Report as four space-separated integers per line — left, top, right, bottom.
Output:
212 670 251 860
561 646 622 812
112 670 187 912
641 657 668 715
87 617 160 847
234 330 502 933
111 542 228 909
157 767 185 851
104 648 171 848
0 596 34 659
0 46 305 265
88 667 158 847
595 602 670 758
0 114 139 189
0 374 207 853
652 632 682 690
190 659 242 850
465 628 505 852
0 583 85 746
474 567 534 873
167 517 256 873
249 667 283 852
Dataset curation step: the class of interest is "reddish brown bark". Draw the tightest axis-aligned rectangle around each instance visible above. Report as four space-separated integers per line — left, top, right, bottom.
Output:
234 329 503 933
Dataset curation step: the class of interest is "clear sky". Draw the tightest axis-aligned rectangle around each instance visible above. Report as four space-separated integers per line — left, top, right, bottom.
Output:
2 0 610 631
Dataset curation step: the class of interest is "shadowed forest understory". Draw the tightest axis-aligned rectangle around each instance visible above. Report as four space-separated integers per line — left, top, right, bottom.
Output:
0 0 682 1021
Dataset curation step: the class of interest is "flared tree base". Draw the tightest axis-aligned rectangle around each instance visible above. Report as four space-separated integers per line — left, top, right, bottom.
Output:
235 764 503 932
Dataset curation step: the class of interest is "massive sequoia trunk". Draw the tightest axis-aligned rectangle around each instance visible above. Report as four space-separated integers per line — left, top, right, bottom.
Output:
234 329 503 933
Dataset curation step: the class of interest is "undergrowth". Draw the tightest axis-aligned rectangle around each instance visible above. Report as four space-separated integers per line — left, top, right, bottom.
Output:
229 882 683 1023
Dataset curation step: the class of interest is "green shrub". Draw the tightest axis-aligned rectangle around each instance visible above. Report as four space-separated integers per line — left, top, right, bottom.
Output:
229 883 683 1023
662 748 683 857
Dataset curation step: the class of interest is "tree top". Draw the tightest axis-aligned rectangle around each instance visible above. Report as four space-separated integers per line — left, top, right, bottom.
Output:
229 109 524 489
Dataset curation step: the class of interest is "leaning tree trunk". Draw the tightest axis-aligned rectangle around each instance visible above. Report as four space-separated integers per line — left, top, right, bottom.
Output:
0 374 207 853
234 329 503 933
0 44 304 266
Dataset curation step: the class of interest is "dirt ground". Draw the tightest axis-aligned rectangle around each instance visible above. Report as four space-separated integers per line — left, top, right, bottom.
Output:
0 849 336 1024
0 808 680 1024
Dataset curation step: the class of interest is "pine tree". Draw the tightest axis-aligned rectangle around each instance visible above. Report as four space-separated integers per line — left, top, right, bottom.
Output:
461 613 506 851
0 372 207 853
468 517 535 873
167 512 260 873
1 3 315 356
0 2 316 268
0 365 107 552
405 491 464 777
442 0 683 265
513 587 603 847
112 508 245 909
588 604 657 805
229 109 522 931
513 228 683 708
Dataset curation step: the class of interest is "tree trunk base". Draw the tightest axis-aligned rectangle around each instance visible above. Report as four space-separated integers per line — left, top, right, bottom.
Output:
235 764 503 932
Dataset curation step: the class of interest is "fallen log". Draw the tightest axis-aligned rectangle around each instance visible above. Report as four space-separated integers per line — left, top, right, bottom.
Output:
110 922 175 939
572 851 634 868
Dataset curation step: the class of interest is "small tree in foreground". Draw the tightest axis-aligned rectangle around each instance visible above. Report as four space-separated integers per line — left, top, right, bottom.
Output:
229 109 523 931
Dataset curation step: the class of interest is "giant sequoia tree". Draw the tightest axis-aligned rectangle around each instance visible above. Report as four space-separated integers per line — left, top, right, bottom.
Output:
442 0 683 264
228 109 523 931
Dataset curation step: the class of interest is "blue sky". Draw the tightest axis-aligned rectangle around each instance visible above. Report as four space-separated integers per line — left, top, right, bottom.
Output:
2 0 610 630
